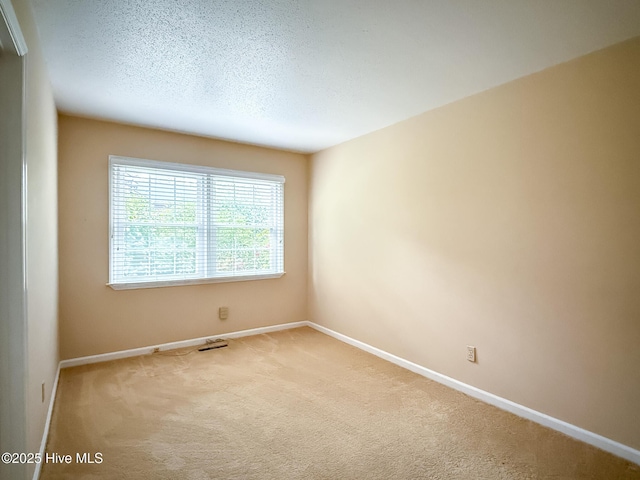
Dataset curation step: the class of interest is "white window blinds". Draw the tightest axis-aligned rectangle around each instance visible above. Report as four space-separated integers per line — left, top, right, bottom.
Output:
109 156 285 290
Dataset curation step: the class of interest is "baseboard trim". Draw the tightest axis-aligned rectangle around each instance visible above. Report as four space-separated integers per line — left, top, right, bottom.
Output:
33 363 60 480
306 321 640 466
51 319 640 466
59 321 308 368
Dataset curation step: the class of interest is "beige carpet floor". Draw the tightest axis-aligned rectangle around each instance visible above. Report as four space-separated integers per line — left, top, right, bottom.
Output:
42 327 639 479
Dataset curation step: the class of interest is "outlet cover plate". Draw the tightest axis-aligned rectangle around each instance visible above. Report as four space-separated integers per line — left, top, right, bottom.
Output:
467 346 476 363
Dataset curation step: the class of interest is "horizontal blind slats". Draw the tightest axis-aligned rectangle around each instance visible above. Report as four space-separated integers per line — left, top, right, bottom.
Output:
110 157 284 287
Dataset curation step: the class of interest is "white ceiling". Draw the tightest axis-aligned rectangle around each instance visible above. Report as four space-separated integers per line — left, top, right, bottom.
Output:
30 0 640 153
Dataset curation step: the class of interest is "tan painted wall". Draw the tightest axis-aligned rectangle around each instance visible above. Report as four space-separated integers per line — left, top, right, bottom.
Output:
58 116 308 360
309 37 640 450
12 0 60 476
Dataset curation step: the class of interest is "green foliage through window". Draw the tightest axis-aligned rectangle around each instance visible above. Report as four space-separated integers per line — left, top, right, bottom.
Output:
110 157 284 286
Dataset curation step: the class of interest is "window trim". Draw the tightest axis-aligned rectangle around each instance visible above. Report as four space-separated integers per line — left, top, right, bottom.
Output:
108 272 284 291
107 155 285 290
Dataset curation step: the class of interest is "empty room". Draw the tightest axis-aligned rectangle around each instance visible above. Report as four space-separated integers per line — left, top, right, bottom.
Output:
1 0 639 478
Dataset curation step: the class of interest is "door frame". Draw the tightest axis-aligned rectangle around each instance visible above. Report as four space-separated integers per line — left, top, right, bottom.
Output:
0 1 28 478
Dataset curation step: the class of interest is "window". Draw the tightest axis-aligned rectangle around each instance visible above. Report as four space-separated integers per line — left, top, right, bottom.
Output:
108 156 284 290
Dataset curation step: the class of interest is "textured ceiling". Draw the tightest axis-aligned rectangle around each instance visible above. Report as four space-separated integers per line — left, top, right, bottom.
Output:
30 0 640 153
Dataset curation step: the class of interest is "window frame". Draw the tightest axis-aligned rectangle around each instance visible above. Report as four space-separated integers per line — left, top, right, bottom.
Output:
108 155 285 290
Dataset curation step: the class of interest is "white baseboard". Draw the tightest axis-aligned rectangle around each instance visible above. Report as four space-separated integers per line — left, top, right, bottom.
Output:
306 321 640 467
59 321 308 368
50 319 640 467
33 363 60 480
38 321 306 478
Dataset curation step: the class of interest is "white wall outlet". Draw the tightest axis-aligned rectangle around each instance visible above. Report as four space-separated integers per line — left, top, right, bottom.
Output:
219 306 229 320
466 345 476 363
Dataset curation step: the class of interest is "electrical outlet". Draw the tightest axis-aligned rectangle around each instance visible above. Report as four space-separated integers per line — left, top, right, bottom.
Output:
219 306 229 320
466 346 476 363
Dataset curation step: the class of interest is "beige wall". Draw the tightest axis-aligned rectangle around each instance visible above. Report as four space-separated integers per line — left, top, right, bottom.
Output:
58 116 308 359
11 0 60 477
309 37 640 450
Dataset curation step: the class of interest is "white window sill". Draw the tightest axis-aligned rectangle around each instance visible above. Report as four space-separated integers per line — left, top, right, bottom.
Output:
107 272 285 290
